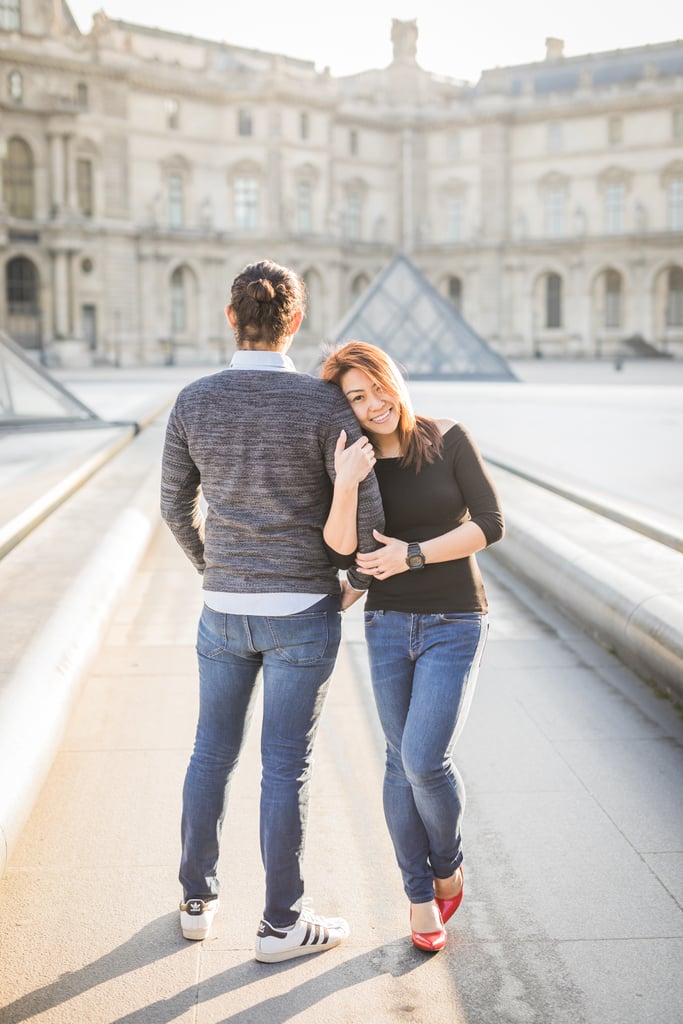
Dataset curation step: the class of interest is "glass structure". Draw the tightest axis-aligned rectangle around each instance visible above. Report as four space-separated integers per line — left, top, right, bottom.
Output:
0 332 101 428
330 254 516 381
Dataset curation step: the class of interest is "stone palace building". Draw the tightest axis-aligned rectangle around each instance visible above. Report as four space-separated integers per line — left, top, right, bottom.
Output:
1 0 682 365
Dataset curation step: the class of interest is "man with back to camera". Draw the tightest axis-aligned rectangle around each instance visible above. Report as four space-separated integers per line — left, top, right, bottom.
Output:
160 260 383 962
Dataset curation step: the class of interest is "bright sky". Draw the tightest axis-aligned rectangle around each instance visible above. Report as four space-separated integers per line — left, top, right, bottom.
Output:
67 0 681 83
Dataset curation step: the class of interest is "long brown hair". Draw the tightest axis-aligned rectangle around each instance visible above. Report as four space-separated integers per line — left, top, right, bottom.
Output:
230 260 307 347
320 341 443 472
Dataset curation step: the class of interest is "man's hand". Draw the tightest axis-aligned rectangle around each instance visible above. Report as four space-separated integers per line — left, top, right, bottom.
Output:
340 578 366 610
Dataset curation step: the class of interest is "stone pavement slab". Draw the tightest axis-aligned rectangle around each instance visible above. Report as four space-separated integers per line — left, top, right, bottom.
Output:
1 525 682 1023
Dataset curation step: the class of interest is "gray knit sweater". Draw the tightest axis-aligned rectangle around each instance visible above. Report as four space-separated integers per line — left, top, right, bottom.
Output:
160 367 384 593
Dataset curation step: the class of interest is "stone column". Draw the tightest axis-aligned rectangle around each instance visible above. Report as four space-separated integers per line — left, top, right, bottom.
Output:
52 250 70 337
64 135 78 214
401 128 414 253
49 135 65 216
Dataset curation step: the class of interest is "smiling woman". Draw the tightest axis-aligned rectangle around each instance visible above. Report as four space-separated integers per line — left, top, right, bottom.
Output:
320 339 504 953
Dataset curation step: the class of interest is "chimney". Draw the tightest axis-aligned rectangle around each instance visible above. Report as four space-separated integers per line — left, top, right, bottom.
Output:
545 37 565 61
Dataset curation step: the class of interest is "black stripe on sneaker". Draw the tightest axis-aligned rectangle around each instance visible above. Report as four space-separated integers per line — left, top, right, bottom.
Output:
311 923 321 945
302 922 313 945
321 926 329 945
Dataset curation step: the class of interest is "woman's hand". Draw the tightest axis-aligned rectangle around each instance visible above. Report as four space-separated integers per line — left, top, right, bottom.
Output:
334 430 376 487
356 529 409 580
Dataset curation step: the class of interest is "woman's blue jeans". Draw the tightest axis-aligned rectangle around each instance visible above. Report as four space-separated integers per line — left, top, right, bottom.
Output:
364 609 488 904
179 596 341 928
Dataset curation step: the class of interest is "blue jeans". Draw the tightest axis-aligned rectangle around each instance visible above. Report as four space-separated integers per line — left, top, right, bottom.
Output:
364 610 488 904
180 595 341 928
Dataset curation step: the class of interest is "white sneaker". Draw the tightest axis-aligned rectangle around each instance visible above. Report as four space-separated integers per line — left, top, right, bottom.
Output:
255 904 350 963
180 896 219 940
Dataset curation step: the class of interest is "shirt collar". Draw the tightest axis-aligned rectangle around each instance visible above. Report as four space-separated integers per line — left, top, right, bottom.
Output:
229 349 297 373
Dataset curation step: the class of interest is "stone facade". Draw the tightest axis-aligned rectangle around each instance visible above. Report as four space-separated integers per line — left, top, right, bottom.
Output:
1 2 682 365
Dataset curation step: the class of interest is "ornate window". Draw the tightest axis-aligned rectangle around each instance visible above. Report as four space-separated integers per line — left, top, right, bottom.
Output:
238 108 253 137
2 137 34 218
447 130 461 161
0 0 21 31
296 181 312 233
605 183 625 234
446 195 464 242
168 174 184 228
165 98 179 130
669 180 683 231
544 187 565 237
349 130 359 156
547 123 562 154
76 82 88 110
608 115 623 145
234 176 259 229
299 112 310 141
447 275 462 313
6 257 38 315
545 273 562 328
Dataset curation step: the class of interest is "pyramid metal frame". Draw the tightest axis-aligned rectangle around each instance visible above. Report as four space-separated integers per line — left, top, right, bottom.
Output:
330 253 516 381
0 331 103 430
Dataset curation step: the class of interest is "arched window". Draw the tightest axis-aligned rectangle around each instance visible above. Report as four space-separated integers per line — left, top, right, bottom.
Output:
6 256 38 314
447 275 462 313
234 177 259 230
545 273 562 328
76 82 88 110
667 267 683 327
350 273 370 300
3 137 34 218
170 267 186 334
5 256 41 348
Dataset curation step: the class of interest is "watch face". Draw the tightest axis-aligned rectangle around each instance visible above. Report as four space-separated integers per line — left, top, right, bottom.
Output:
407 553 425 569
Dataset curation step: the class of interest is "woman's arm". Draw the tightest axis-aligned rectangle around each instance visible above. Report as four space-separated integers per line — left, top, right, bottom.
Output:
355 521 487 579
323 430 376 555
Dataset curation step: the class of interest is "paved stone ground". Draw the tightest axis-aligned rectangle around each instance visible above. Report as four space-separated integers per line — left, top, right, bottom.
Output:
0 358 681 1022
0 520 681 1023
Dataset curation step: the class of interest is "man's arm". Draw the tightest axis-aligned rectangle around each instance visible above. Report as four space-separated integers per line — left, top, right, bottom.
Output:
322 393 384 591
160 403 206 574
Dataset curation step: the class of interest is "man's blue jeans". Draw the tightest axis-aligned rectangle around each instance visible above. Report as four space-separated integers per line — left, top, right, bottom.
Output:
364 610 488 904
179 596 341 928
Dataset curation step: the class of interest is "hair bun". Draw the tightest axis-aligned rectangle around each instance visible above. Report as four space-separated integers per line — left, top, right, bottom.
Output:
246 279 276 303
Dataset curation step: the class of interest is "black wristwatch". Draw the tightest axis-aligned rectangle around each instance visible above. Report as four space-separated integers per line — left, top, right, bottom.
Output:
405 542 426 570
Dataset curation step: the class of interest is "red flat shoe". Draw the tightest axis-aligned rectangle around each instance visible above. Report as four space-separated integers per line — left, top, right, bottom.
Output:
435 867 464 924
410 905 447 952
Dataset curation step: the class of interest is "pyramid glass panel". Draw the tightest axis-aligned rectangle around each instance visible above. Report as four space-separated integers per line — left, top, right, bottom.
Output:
0 332 101 428
331 254 516 381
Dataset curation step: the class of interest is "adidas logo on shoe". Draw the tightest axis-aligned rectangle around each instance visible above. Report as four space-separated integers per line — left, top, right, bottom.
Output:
179 896 219 941
255 905 349 963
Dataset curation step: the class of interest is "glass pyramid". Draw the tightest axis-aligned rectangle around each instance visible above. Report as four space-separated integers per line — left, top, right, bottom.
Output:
330 253 516 381
0 332 101 429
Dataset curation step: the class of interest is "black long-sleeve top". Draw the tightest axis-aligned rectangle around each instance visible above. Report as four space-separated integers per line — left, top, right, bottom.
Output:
365 423 504 613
